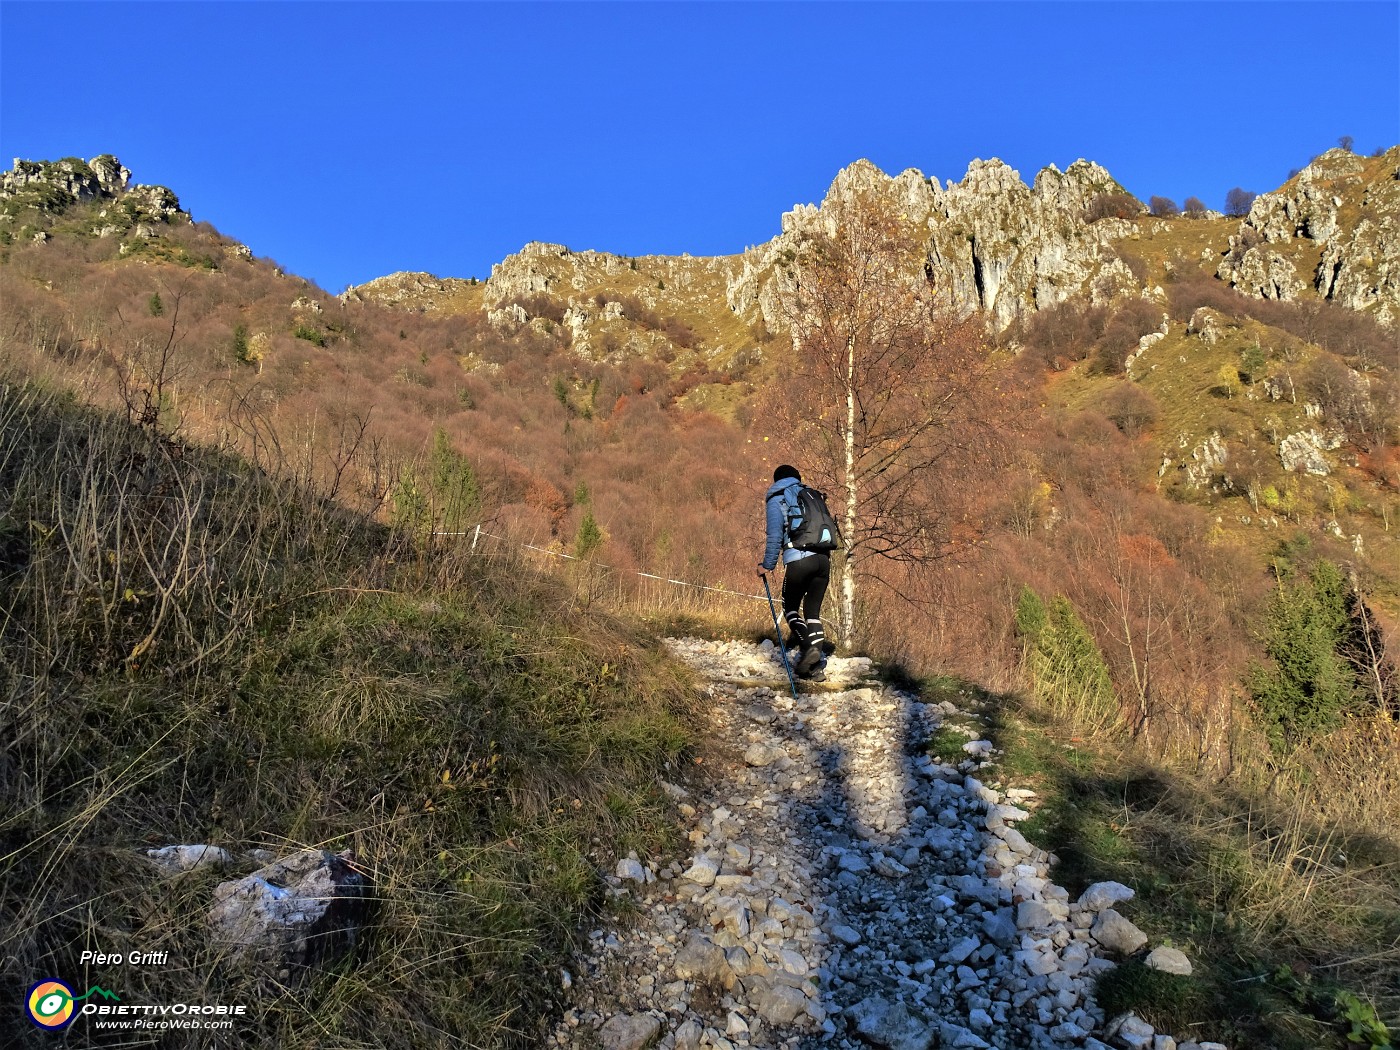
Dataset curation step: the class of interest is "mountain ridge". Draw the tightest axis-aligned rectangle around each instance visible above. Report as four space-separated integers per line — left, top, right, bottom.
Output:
344 149 1400 354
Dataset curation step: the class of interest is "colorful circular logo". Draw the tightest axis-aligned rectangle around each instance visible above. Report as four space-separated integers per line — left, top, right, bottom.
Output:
26 980 76 1029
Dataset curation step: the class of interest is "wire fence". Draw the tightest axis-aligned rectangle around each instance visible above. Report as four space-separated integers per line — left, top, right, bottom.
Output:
434 525 770 604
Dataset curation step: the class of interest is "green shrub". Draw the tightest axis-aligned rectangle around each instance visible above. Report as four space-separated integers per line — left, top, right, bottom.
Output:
292 320 326 346
1249 559 1358 753
1241 344 1268 383
1016 585 1118 726
232 323 250 362
575 511 604 561
429 428 481 533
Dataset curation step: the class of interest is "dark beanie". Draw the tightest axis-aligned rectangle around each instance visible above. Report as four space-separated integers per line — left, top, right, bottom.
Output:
773 465 800 483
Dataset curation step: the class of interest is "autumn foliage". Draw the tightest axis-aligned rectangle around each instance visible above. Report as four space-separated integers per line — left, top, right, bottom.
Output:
2 178 1395 779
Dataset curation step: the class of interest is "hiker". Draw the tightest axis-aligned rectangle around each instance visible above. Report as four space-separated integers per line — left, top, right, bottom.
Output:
757 465 830 681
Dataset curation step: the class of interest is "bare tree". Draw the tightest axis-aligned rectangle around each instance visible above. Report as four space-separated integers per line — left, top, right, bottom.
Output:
1148 196 1179 218
1344 571 1398 717
1225 187 1257 218
770 185 1010 643
108 273 195 437
1183 196 1208 218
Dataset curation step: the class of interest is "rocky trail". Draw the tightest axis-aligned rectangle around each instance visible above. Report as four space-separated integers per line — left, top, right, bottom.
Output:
551 638 1223 1050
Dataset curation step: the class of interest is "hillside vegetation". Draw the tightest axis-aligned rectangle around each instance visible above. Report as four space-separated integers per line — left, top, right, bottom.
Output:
1 150 1397 1045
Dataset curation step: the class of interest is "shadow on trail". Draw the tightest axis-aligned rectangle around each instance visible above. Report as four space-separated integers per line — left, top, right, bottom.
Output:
768 672 1001 1044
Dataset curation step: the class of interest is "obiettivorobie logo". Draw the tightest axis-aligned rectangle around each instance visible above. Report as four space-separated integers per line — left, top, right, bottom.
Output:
24 978 247 1033
26 980 120 1029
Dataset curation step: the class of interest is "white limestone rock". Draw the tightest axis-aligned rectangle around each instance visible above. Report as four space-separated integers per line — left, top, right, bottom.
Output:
681 854 719 887
615 857 646 883
1078 881 1136 912
1280 429 1341 475
672 930 733 989
1145 946 1193 976
146 844 232 876
598 1012 662 1050
207 849 369 967
1092 909 1149 956
848 996 937 1050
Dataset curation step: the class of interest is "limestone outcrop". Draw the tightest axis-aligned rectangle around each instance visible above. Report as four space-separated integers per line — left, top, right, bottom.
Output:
208 849 370 968
425 157 1161 360
1 155 188 237
0 154 186 222
340 271 480 311
475 242 750 364
1 155 131 207
352 149 1400 359
1279 429 1343 476
1218 147 1400 326
727 157 1146 335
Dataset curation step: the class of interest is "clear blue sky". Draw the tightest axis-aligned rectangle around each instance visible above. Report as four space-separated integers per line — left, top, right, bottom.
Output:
2 2 1396 293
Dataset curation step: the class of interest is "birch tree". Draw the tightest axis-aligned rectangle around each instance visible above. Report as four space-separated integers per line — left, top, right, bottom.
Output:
772 185 1008 643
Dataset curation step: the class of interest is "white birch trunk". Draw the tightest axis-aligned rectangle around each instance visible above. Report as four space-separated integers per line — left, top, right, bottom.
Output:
841 333 858 643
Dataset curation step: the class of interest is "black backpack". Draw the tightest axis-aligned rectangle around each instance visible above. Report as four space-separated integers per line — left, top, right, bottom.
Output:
768 484 842 553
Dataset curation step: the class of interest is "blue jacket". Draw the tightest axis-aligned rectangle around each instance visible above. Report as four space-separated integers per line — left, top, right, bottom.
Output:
761 476 817 571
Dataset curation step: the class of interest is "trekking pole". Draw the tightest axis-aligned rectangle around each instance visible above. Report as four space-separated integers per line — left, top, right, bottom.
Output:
760 572 800 699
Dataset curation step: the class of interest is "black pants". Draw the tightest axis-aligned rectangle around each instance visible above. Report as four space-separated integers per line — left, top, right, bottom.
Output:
781 554 830 652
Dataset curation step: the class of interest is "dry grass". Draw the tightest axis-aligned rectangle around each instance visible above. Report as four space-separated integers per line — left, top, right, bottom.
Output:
0 378 699 1048
985 686 1400 1049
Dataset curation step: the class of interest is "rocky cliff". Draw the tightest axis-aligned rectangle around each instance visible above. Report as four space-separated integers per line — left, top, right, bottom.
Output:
333 148 1400 363
346 157 1162 363
1217 147 1400 326
1 154 131 204
1 155 188 237
484 242 748 356
344 241 762 366
339 271 483 313
729 157 1147 335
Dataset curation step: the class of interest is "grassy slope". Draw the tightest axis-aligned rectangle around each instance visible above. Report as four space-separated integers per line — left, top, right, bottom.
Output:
0 381 698 1048
922 677 1400 1050
2 375 1395 1050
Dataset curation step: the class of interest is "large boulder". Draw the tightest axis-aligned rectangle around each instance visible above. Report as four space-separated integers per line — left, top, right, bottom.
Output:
847 996 937 1050
1091 909 1149 956
599 1012 662 1050
208 849 370 968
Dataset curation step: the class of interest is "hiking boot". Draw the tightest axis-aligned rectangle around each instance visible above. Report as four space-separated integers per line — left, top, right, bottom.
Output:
795 646 822 677
807 669 826 683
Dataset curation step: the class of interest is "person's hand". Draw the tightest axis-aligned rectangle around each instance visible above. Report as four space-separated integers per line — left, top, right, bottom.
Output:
756 565 767 577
